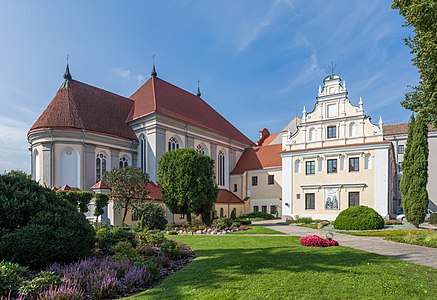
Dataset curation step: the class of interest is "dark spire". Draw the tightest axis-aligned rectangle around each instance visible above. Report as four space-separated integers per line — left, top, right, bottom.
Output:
64 63 72 81
151 64 157 77
60 56 72 89
151 54 157 77
196 80 201 97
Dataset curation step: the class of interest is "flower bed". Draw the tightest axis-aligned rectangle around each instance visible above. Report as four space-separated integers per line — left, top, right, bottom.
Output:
299 235 339 247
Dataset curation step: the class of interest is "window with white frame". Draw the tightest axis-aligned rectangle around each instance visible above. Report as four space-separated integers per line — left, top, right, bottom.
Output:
196 144 206 155
327 126 337 139
218 151 225 186
139 134 146 171
168 136 180 152
96 153 107 182
119 156 129 168
398 145 405 154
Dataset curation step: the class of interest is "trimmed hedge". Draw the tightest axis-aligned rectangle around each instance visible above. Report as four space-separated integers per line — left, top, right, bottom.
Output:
333 206 384 230
240 212 276 220
0 174 95 268
429 213 437 225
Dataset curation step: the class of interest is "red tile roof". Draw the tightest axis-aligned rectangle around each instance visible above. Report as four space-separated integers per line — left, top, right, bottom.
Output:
383 123 436 135
216 189 244 204
29 80 137 141
58 184 72 191
127 77 253 145
90 181 111 190
231 143 282 175
145 181 163 201
261 133 278 145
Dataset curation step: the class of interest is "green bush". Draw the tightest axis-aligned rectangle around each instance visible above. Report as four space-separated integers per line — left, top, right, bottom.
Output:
428 213 437 225
295 217 314 224
57 190 93 213
0 261 28 297
160 240 180 259
240 212 276 220
19 271 61 299
137 201 168 230
0 174 95 268
333 206 384 230
232 221 242 228
145 257 160 278
136 230 166 246
235 219 252 225
111 241 145 266
96 228 137 254
212 218 233 229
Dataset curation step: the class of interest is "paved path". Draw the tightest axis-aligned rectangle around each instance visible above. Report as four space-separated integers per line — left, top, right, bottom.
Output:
253 220 437 269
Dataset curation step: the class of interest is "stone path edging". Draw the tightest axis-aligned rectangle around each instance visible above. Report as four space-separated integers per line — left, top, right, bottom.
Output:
253 220 437 269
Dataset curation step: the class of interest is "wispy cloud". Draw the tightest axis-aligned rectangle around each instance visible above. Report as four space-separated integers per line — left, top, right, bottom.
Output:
236 0 294 53
281 50 324 92
113 68 146 85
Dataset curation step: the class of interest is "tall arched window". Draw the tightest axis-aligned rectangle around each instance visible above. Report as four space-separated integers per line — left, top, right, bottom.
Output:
220 208 224 218
119 156 129 168
139 134 146 172
168 136 180 152
218 151 225 186
34 149 40 183
308 128 315 142
196 144 206 155
294 159 301 173
349 122 357 137
96 153 107 182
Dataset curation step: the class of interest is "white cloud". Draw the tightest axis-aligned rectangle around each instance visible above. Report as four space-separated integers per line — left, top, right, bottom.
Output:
236 0 295 53
113 68 146 85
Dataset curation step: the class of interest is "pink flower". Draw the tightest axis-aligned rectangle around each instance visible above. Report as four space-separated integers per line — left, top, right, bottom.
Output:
299 235 339 247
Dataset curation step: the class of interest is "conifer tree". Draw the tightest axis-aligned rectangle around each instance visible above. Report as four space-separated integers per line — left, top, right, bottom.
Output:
401 113 429 227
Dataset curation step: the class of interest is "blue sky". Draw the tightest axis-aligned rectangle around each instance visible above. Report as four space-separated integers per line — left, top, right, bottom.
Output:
0 0 417 173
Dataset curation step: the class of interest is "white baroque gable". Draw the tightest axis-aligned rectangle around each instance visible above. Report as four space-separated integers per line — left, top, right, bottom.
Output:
283 75 383 151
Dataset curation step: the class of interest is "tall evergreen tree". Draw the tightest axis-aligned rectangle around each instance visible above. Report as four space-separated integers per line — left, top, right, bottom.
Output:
400 114 415 217
401 113 429 227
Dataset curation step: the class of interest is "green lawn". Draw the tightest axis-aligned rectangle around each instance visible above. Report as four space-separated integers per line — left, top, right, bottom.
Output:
126 235 437 300
228 225 284 235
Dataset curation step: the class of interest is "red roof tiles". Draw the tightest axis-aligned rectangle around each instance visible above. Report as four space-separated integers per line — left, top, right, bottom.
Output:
127 77 253 145
231 143 282 175
29 80 137 141
383 123 436 135
90 181 111 190
216 189 244 204
145 181 163 201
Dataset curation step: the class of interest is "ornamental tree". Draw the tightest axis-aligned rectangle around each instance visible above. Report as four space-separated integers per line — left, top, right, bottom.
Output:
392 0 437 127
400 113 429 227
157 148 218 224
103 167 149 223
93 193 109 223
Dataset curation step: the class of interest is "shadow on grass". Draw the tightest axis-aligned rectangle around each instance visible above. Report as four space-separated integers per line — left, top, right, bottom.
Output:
132 236 408 299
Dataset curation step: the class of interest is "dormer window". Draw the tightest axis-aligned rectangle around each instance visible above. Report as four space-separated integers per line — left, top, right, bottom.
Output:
327 126 337 139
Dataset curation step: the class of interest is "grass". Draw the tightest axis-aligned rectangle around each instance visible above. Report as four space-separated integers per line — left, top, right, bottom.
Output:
126 235 437 300
228 225 284 235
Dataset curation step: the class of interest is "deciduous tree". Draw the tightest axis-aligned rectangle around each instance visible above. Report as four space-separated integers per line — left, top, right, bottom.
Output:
157 148 218 224
104 167 149 223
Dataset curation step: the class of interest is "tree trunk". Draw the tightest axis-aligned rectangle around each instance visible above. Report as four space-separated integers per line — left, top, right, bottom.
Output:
187 212 192 224
122 203 129 224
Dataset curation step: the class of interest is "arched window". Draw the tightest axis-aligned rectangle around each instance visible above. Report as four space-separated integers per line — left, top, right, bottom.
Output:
308 127 315 142
349 122 357 137
168 136 180 152
119 156 129 168
294 159 301 173
96 153 107 182
196 144 206 155
139 134 146 171
218 151 225 186
220 208 224 218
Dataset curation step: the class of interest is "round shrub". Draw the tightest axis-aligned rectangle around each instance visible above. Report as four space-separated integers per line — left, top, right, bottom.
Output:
333 206 384 230
96 228 137 254
137 201 168 230
0 174 95 268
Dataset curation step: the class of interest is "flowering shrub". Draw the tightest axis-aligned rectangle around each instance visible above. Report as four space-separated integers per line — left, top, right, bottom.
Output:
38 283 84 300
299 235 339 247
238 225 250 231
47 256 153 299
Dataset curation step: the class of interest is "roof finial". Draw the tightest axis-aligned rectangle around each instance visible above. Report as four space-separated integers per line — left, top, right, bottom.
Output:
64 55 72 81
379 115 383 128
328 61 336 76
196 80 201 97
151 54 157 77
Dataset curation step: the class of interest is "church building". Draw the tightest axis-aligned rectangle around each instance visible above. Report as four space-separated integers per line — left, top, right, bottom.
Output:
29 63 434 224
